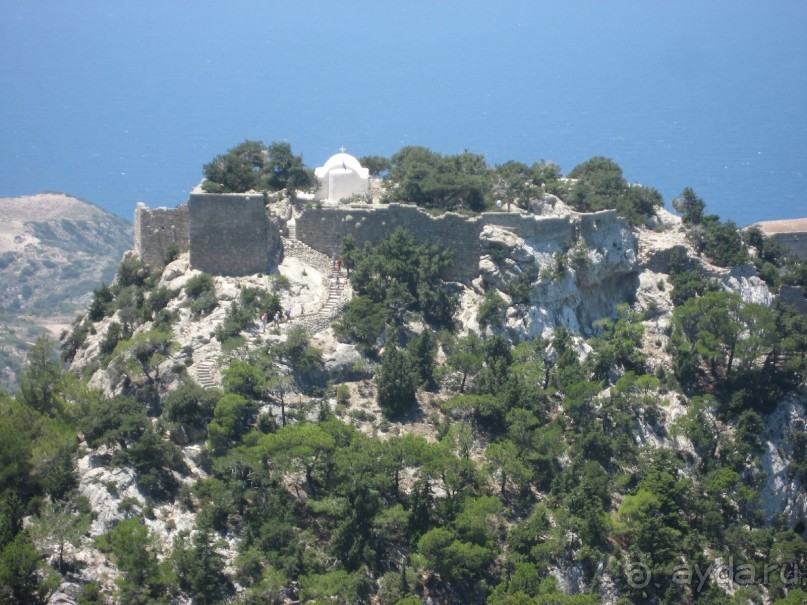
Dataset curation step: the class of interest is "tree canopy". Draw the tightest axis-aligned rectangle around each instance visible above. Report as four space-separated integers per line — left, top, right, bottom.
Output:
383 146 491 211
563 156 662 225
201 140 316 196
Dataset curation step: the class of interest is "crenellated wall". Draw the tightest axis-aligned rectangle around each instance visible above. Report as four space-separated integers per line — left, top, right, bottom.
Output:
134 203 189 267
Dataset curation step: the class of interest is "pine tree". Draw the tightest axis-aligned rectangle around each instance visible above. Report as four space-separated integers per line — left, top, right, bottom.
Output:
376 345 418 417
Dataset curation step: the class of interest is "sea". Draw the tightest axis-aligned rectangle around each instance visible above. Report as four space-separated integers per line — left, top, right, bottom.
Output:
1 1 805 226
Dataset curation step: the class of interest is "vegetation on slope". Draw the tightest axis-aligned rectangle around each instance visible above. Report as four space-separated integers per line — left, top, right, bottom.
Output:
3 167 807 604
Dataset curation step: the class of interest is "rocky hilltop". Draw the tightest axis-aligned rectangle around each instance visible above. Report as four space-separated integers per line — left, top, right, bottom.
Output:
4 194 806 605
0 193 132 390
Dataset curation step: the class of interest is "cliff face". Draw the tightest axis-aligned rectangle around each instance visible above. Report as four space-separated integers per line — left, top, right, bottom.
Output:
476 213 639 339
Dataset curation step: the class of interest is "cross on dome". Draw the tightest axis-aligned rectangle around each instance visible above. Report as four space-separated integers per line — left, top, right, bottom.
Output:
338 146 347 153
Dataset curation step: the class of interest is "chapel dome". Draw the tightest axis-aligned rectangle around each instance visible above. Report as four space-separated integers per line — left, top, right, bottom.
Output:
315 152 369 179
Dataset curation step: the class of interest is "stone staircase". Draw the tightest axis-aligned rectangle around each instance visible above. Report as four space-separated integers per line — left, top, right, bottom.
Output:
193 360 218 389
281 235 350 334
287 219 297 240
189 233 350 389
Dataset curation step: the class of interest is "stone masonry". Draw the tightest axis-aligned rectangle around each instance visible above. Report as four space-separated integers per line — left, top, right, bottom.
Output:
294 203 619 283
188 193 276 276
134 202 189 266
135 194 625 283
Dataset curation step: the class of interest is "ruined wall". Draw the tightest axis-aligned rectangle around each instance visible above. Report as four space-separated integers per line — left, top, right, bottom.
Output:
770 232 807 260
136 194 625 282
134 203 189 267
294 204 616 283
779 285 807 316
188 193 275 276
485 212 575 249
295 204 481 281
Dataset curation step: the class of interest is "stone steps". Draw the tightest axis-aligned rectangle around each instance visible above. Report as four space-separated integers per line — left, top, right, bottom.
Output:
287 220 297 240
280 235 350 334
194 361 218 389
192 238 349 388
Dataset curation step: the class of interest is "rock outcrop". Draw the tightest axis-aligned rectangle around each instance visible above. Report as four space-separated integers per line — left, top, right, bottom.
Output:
477 213 638 339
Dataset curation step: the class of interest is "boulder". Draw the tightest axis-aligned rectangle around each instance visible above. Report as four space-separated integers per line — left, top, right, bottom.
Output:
324 343 367 381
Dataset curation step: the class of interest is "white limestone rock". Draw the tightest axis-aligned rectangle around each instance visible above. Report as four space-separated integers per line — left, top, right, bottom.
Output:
159 253 190 286
324 343 366 381
47 581 81 605
479 221 640 341
758 395 807 531
645 206 683 230
528 193 573 217
216 280 239 302
160 256 200 294
722 267 774 306
77 452 142 536
549 563 587 595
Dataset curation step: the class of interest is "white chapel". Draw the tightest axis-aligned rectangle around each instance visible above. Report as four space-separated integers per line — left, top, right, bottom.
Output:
315 149 370 202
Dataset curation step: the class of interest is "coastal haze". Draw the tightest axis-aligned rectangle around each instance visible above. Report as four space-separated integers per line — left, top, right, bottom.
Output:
1 1 805 226
0 193 132 390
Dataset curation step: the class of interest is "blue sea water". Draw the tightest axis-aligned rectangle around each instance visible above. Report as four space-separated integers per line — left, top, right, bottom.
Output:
1 1 805 226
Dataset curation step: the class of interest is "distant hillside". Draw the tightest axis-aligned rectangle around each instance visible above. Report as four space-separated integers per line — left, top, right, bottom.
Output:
0 192 132 390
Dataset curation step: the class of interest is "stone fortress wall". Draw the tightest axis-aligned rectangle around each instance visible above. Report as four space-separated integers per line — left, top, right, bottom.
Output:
134 193 280 276
134 203 190 267
188 193 278 276
134 194 624 282
294 203 619 283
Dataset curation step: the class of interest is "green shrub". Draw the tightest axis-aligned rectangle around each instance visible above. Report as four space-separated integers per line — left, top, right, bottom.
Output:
184 273 217 318
376 345 419 417
117 257 152 289
334 296 387 353
269 274 290 291
163 382 219 433
569 244 592 271
185 273 214 299
215 302 253 342
145 286 173 319
60 318 89 363
239 286 281 316
477 290 506 330
99 321 125 358
163 244 181 265
335 383 350 406
88 283 114 322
